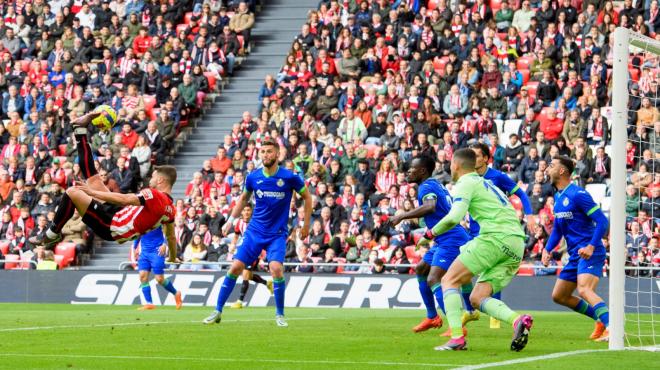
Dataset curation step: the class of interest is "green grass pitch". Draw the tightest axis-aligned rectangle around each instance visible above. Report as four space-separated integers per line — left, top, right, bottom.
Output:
0 304 657 369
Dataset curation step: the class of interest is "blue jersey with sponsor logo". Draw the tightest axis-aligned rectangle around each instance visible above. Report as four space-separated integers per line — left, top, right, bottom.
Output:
552 184 606 256
469 167 524 237
418 178 470 248
134 226 165 254
244 167 306 235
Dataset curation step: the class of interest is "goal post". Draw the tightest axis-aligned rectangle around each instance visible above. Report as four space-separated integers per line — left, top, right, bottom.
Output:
610 26 629 351
611 27 660 352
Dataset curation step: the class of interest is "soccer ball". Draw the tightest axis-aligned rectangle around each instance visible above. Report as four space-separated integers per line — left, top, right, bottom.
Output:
91 105 117 131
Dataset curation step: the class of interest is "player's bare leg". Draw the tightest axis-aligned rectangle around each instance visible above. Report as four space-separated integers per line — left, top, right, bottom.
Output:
551 278 605 340
204 260 246 324
269 261 288 327
138 270 156 310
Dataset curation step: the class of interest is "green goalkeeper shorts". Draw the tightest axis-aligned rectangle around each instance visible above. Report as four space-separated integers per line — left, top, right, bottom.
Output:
458 234 524 294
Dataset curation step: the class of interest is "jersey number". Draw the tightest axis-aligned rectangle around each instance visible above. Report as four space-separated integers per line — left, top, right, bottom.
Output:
484 181 510 206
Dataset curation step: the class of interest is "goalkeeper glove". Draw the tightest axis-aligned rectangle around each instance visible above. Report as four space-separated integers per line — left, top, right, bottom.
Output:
416 229 435 249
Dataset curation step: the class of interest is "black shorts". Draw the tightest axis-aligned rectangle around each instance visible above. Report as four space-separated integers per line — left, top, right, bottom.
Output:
82 199 122 241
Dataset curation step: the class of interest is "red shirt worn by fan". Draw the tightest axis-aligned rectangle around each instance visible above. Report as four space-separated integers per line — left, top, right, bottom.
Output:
110 188 176 243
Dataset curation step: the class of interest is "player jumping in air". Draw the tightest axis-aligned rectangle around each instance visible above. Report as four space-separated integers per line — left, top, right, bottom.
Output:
29 111 177 261
389 156 470 334
418 148 533 351
460 143 535 330
203 138 312 327
134 227 182 311
229 206 274 309
542 156 610 342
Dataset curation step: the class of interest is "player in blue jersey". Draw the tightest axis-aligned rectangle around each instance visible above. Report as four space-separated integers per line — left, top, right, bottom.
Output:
135 226 182 310
464 143 535 329
203 138 313 327
542 156 610 342
389 155 470 334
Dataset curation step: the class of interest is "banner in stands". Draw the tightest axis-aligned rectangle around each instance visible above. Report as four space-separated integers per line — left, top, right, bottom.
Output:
0 271 655 312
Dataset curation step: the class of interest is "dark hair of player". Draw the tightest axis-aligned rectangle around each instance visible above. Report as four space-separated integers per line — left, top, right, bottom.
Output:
415 155 436 176
154 165 177 186
453 148 477 169
554 155 575 175
262 138 279 148
469 142 491 160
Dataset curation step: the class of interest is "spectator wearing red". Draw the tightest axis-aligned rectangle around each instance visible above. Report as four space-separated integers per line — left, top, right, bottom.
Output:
120 123 139 150
210 147 232 174
539 107 564 141
314 49 336 75
132 27 152 57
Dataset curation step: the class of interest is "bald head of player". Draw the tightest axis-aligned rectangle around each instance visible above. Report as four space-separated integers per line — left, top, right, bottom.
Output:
450 148 477 182
260 138 280 173
149 165 177 193
406 155 435 184
547 155 574 190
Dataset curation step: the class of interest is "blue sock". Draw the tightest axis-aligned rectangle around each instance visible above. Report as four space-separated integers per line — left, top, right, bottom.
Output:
160 278 177 295
431 283 445 315
573 299 598 321
215 273 238 312
418 276 438 319
273 277 285 316
593 302 610 327
140 282 152 304
461 283 474 312
493 291 502 300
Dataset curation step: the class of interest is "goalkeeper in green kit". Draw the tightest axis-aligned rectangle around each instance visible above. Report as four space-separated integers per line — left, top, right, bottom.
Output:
416 148 533 352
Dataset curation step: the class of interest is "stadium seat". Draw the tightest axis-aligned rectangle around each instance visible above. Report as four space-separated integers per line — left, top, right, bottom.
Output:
0 240 9 255
629 68 640 82
494 119 504 137
54 254 66 269
176 24 187 35
404 245 417 261
204 72 217 92
585 184 607 205
516 56 533 70
490 0 503 12
55 242 76 268
21 60 30 72
525 81 539 98
517 265 535 276
499 119 522 147
58 144 67 156
143 95 157 121
335 257 346 273
184 12 193 24
520 69 530 84
427 0 439 11
4 254 18 269
601 196 612 213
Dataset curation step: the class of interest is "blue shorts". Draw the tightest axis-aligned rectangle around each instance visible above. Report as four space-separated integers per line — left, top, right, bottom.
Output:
138 252 165 275
423 246 461 271
559 253 606 283
234 229 287 267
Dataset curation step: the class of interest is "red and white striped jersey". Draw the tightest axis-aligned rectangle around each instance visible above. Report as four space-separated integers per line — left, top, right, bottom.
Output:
110 188 176 243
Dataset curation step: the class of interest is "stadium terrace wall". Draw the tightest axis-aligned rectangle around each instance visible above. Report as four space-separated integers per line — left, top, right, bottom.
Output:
0 271 656 313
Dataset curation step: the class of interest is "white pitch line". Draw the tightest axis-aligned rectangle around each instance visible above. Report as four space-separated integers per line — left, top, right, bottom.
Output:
0 316 328 332
0 353 459 368
455 349 609 369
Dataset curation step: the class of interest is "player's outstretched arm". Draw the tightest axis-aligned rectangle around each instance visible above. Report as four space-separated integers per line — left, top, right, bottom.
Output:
76 183 141 206
389 196 436 227
222 191 251 236
300 188 313 240
164 222 177 263
72 110 102 126
430 200 469 237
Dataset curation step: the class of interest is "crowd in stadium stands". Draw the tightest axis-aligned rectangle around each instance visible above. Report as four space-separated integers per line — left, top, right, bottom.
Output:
0 0 255 270
0 0 657 276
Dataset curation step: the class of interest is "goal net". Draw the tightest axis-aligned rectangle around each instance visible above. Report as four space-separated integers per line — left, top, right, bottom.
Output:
611 27 660 351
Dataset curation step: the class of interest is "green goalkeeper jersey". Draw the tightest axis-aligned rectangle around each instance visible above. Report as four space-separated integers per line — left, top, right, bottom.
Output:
452 172 525 238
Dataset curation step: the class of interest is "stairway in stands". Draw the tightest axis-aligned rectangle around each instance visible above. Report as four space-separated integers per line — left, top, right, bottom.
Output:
84 0 315 270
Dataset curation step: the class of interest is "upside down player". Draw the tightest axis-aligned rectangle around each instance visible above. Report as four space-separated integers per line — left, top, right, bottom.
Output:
134 226 182 311
204 138 312 327
461 143 535 330
389 156 470 334
419 149 533 351
29 111 178 262
542 156 611 342
229 205 274 309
